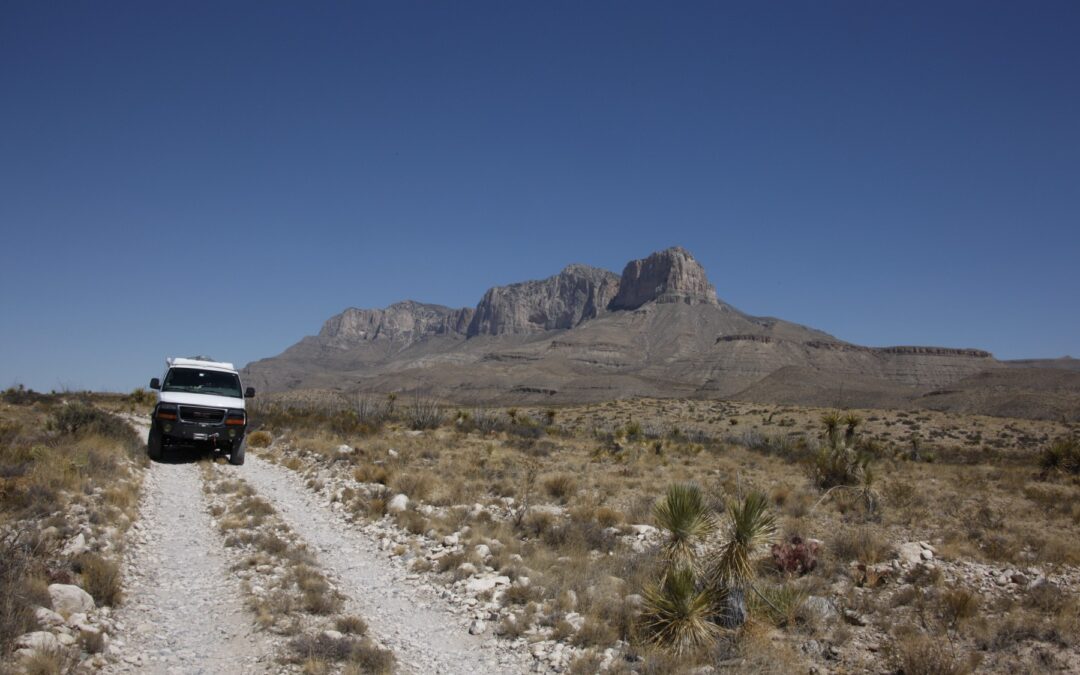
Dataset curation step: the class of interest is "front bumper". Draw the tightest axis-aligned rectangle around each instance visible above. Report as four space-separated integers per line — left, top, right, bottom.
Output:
153 417 246 447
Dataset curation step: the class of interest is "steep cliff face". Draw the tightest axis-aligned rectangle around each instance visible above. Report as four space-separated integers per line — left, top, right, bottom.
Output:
608 246 718 310
466 264 621 337
319 301 473 348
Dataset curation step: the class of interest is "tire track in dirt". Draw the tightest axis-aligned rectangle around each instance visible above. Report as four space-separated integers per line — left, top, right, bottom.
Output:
241 455 533 675
104 423 276 674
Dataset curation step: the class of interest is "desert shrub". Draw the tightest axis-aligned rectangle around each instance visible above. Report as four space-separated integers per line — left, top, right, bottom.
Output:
750 582 806 627
771 535 819 575
391 471 434 501
543 474 577 503
0 531 52 655
73 552 123 606
289 632 394 673
354 463 392 485
1040 437 1080 475
639 566 717 656
335 615 368 635
594 506 623 528
830 526 891 565
1 384 51 405
127 387 156 406
247 430 272 448
892 633 975 674
49 402 138 450
940 587 980 625
405 397 444 430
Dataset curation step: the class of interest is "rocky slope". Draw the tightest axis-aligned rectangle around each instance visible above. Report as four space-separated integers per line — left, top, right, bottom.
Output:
240 246 1067 417
467 264 620 337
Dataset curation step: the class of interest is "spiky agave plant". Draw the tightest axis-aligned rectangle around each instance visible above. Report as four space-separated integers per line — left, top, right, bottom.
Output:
640 566 718 655
653 483 715 570
707 492 778 589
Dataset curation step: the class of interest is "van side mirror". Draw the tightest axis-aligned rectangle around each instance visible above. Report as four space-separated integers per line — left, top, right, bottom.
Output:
149 378 161 390
245 387 256 398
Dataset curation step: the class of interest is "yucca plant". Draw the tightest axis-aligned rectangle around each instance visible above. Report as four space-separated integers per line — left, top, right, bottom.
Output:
640 566 718 655
653 483 715 570
707 492 778 587
820 411 842 447
842 413 862 445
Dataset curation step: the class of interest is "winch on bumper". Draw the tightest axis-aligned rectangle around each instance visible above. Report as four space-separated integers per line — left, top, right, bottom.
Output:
151 403 246 448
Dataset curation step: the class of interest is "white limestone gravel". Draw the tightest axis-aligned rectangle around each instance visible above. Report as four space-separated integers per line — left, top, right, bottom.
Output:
242 454 533 675
103 422 276 674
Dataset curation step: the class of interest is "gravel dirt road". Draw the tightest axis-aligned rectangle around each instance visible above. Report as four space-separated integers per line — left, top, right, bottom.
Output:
103 420 275 674
105 419 530 674
242 455 533 675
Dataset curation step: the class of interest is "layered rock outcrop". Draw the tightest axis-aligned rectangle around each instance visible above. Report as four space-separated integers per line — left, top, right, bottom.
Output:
466 264 620 337
608 246 718 310
319 301 473 347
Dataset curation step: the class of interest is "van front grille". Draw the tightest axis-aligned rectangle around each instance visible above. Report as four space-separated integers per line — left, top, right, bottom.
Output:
178 406 225 424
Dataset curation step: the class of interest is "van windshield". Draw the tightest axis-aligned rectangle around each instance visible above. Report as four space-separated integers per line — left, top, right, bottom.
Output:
162 368 242 398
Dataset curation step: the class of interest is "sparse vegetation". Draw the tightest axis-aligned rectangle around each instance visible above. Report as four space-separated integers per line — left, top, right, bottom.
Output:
242 393 1080 672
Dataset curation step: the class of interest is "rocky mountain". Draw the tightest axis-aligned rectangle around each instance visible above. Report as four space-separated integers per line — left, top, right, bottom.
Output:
609 246 718 310
241 246 1076 419
467 264 620 337
319 301 473 348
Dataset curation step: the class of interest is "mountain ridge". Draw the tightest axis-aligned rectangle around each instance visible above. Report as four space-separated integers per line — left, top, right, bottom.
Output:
240 246 1078 420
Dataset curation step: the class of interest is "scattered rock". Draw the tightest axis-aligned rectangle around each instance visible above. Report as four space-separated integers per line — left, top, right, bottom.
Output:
386 494 409 513
16 631 61 653
803 596 838 622
563 612 585 632
468 619 486 635
466 575 510 593
897 542 923 565
843 609 868 627
35 606 65 628
49 583 95 617
63 532 89 557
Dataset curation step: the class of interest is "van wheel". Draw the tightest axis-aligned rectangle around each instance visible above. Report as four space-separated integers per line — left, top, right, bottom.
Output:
147 428 163 461
229 439 245 466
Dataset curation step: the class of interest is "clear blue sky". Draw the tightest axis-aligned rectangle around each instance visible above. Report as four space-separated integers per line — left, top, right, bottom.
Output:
2 1 1077 392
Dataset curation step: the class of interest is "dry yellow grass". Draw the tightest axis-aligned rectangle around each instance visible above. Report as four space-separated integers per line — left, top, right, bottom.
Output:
248 397 1080 672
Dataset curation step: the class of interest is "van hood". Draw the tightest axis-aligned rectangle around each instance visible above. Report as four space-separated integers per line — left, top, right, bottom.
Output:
159 391 246 410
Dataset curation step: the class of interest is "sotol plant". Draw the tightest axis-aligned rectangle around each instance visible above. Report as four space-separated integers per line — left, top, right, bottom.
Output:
652 483 715 570
641 487 779 653
640 566 718 656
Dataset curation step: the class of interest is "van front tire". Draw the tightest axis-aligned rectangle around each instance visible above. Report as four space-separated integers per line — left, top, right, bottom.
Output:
148 428 163 461
229 439 245 466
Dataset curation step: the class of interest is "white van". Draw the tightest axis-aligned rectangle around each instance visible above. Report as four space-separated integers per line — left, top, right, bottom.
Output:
147 357 254 465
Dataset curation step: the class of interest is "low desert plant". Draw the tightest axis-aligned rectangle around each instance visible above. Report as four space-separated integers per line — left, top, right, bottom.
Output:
707 492 777 588
652 483 714 570
639 566 717 656
74 552 123 607
247 430 272 448
771 535 819 576
892 633 975 675
543 474 577 503
1040 436 1080 475
405 397 444 430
